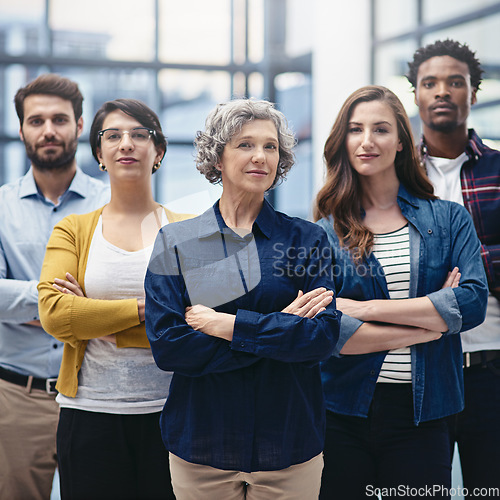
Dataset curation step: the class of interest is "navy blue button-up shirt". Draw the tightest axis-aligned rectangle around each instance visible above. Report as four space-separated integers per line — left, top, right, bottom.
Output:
317 184 488 425
145 199 343 472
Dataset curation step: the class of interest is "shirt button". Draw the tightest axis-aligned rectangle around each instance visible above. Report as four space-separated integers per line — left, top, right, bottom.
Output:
53 207 57 212
370 370 376 376
240 342 245 348
427 229 432 234
53 344 58 349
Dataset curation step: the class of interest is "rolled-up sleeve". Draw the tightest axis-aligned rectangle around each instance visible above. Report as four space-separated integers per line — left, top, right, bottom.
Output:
427 288 462 334
427 204 488 335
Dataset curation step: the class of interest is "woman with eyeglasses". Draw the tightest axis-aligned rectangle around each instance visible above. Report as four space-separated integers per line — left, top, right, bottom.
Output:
37 99 191 500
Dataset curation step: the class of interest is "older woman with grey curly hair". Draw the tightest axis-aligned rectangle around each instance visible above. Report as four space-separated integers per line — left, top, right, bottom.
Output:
145 98 345 500
195 98 295 187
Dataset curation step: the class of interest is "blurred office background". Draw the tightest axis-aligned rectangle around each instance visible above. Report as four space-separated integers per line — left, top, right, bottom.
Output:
1 2 499 499
1 0 499 219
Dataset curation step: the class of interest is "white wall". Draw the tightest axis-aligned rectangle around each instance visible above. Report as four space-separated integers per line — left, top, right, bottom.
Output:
312 0 371 195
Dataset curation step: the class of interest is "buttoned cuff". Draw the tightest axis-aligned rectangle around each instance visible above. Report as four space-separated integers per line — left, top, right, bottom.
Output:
231 309 259 353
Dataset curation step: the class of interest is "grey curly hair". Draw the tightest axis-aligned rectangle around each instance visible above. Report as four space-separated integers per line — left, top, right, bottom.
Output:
194 98 296 189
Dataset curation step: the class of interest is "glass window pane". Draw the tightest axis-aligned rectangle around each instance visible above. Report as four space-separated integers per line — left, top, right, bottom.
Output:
47 66 159 131
373 40 418 115
159 70 231 142
375 0 417 38
275 73 312 140
423 0 500 24
274 140 313 220
1 142 29 185
248 72 264 99
248 0 264 63
156 145 222 214
159 0 231 65
471 103 500 142
0 0 45 55
3 65 44 136
50 0 156 61
274 73 312 219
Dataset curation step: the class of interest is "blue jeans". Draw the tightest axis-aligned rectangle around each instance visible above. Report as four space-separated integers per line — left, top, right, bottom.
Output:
447 357 500 492
320 384 451 500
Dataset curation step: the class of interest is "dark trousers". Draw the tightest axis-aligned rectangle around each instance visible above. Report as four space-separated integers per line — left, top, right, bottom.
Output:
320 384 451 500
447 357 500 492
57 408 175 500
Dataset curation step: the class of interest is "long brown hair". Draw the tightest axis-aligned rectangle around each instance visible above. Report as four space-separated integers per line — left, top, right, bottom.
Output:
313 85 435 261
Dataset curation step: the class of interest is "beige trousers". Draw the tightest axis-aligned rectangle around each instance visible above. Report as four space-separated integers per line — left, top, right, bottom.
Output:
0 378 59 500
169 452 323 500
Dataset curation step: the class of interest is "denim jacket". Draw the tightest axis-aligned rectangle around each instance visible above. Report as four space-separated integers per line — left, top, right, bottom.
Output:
317 184 488 425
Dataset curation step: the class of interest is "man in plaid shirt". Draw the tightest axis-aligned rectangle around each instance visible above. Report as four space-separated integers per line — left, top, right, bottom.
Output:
407 39 500 493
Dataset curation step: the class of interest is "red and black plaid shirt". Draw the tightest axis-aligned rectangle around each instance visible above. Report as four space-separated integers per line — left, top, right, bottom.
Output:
420 129 500 290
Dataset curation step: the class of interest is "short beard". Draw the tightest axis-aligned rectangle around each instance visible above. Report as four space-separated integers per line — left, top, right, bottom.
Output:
26 136 78 172
428 119 459 134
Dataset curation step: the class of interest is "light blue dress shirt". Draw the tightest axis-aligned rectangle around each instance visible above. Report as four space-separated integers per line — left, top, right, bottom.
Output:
0 167 110 378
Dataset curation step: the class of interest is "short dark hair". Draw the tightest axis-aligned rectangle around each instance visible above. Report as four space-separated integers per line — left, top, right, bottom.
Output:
406 39 483 90
14 73 84 125
89 98 167 170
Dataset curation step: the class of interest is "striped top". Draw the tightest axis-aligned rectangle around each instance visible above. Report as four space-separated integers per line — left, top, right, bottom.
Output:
372 225 412 383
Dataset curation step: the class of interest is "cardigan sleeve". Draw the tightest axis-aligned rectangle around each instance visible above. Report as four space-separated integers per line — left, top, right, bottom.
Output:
38 214 144 348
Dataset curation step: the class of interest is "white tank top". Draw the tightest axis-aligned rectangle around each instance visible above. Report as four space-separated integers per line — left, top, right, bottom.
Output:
56 214 172 414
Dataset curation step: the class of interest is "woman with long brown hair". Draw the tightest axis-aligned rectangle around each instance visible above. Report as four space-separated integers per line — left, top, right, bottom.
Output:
314 86 487 499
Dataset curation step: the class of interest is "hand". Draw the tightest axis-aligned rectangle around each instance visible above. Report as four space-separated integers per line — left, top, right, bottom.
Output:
25 320 42 327
335 297 368 320
416 328 443 343
185 304 235 341
442 267 461 288
282 288 333 318
100 334 117 344
137 299 145 322
53 273 85 297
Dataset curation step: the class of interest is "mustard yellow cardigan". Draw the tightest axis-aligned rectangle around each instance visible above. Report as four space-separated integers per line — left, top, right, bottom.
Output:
38 206 192 397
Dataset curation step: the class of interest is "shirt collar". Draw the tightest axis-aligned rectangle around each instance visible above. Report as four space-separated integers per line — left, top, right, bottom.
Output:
19 166 88 201
464 129 483 161
19 167 39 198
198 197 276 240
65 166 92 198
419 128 483 164
397 183 420 209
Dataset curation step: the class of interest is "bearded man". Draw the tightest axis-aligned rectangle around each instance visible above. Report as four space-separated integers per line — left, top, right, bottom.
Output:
0 74 109 500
